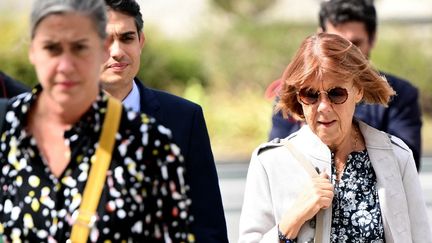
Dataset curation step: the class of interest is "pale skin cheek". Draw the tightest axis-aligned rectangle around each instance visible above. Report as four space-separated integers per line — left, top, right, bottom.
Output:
305 107 345 146
31 53 58 88
304 107 321 131
35 67 53 89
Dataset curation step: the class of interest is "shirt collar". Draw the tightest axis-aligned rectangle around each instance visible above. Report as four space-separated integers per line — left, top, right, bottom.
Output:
122 80 141 113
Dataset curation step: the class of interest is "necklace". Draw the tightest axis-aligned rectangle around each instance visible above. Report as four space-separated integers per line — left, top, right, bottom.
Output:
335 164 345 177
352 124 360 151
335 166 344 174
335 125 360 178
334 154 345 179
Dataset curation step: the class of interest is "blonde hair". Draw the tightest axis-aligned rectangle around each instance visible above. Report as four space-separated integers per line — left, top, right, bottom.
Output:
277 33 395 120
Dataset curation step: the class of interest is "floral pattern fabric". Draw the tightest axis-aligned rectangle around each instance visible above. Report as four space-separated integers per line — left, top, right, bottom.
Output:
0 86 193 242
330 150 385 243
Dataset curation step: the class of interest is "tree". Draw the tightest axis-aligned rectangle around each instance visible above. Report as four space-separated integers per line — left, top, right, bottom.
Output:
211 0 277 19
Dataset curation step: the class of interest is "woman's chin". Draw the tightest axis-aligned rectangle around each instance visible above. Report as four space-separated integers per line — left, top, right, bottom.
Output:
317 134 339 150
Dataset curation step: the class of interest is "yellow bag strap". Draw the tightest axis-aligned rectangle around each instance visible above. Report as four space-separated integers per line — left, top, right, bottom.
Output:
70 97 122 243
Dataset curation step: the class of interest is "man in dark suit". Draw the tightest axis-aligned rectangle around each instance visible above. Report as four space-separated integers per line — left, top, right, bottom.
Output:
0 71 30 98
269 0 422 170
100 1 228 242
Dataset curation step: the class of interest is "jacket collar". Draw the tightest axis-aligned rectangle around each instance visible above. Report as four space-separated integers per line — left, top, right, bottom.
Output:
291 120 394 160
134 78 162 119
295 120 407 240
289 124 332 163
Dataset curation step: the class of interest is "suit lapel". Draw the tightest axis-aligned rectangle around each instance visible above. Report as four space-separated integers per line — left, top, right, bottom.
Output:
134 78 163 121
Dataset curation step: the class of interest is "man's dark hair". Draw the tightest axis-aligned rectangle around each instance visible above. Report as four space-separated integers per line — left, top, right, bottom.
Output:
104 0 144 34
319 0 377 43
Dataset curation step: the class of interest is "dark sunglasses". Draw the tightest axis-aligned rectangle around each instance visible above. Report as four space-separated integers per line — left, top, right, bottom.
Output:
297 87 349 105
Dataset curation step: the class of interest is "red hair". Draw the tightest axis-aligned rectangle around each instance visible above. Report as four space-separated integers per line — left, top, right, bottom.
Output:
277 33 395 120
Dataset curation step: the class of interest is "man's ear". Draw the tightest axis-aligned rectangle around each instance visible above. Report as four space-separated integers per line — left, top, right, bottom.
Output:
139 32 145 50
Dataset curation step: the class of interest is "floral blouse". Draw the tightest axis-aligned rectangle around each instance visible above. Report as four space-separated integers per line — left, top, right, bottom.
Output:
330 150 385 243
0 86 193 242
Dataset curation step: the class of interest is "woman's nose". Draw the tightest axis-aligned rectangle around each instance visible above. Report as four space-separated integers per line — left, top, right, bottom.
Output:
57 54 75 73
316 93 332 112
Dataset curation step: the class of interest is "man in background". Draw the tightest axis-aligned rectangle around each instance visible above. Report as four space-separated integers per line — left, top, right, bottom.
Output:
100 0 228 242
0 71 29 98
268 0 422 169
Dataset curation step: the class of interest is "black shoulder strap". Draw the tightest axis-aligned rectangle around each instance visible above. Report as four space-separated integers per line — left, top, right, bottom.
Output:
0 98 8 133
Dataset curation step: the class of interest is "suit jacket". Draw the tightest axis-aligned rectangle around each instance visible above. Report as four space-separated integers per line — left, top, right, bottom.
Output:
240 121 431 243
269 72 422 170
0 71 30 98
135 79 228 243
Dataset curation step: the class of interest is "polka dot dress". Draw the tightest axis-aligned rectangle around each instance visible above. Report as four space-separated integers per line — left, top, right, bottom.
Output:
0 86 194 242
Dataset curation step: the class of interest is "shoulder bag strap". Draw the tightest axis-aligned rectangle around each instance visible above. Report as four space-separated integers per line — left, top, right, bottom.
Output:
70 97 122 243
283 140 324 243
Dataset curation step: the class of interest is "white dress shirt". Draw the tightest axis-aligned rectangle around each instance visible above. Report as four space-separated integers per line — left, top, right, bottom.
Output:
122 80 141 113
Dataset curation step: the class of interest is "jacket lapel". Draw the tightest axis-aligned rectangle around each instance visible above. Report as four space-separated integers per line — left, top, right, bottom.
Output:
359 121 408 242
134 78 162 121
293 125 332 165
290 126 333 242
297 121 410 241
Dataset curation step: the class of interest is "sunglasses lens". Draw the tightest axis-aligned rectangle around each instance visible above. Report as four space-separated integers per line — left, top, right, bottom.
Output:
298 89 319 105
297 87 349 105
328 87 348 104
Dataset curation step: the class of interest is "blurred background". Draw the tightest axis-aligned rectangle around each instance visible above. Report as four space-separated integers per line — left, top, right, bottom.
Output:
1 0 431 162
1 0 432 242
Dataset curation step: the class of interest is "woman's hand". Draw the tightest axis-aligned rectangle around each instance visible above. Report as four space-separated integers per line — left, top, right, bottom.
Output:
279 171 334 239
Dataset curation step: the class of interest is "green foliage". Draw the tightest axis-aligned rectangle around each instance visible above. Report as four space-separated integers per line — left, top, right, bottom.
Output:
0 15 36 87
196 21 315 91
202 87 273 161
138 31 208 91
0 56 37 87
211 0 277 19
423 115 432 155
372 24 432 113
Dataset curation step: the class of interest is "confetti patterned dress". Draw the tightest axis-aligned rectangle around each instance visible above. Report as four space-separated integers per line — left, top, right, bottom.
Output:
0 86 193 242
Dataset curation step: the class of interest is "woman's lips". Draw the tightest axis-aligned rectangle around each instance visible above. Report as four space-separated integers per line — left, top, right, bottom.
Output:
318 120 336 127
57 81 78 89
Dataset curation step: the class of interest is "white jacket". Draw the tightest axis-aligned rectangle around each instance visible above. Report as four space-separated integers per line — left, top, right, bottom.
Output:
239 121 432 243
